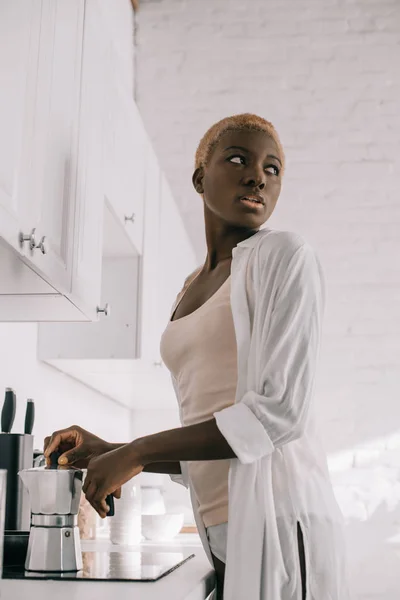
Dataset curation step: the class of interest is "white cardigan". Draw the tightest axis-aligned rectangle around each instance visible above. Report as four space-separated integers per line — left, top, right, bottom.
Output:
170 229 351 600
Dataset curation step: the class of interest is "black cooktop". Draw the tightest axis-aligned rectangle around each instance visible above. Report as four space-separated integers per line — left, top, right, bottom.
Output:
3 550 195 582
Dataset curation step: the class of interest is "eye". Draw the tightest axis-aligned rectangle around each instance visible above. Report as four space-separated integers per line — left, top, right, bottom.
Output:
228 154 245 165
265 165 280 176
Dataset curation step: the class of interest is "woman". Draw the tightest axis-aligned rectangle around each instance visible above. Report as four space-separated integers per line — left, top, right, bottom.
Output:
44 114 350 599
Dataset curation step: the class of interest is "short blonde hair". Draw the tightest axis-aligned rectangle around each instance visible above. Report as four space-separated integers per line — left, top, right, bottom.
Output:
195 113 285 175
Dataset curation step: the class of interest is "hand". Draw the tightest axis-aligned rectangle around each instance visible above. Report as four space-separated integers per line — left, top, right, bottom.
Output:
83 443 144 518
44 425 114 469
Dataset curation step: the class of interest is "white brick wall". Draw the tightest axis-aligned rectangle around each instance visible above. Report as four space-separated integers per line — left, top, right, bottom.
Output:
136 1 400 597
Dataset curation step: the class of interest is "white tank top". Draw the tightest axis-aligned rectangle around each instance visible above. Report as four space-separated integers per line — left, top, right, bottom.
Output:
160 271 237 528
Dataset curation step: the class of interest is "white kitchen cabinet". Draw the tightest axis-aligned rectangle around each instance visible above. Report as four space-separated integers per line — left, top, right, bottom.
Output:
0 0 107 321
38 202 160 408
0 0 83 294
38 203 140 358
104 70 145 256
68 0 108 318
38 150 197 409
23 0 85 295
0 1 40 253
2 0 197 402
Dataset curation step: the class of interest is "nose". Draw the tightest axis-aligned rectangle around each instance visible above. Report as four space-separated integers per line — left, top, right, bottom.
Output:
242 166 266 190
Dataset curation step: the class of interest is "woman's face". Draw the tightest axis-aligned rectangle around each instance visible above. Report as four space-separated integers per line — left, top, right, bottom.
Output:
194 129 282 230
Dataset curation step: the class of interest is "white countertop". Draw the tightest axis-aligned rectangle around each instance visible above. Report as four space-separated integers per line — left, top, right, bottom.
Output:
1 535 215 600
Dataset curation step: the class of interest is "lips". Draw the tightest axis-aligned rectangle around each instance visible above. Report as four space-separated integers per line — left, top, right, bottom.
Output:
238 193 265 205
238 198 264 211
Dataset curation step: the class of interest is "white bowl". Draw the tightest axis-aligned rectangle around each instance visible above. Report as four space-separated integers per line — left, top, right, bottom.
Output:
141 513 184 541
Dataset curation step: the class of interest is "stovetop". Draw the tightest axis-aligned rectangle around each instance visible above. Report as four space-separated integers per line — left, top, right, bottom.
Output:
3 550 195 582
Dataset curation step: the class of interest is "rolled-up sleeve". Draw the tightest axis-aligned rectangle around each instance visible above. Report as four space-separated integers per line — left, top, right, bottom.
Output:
214 243 325 465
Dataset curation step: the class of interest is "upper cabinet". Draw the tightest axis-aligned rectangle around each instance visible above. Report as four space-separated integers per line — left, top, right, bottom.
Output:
0 0 107 321
25 0 84 295
104 75 145 256
1 0 198 406
0 0 41 254
68 0 108 318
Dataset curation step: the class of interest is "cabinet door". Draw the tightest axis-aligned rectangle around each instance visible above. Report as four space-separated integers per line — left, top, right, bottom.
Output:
24 0 85 294
104 60 145 256
0 1 41 252
69 0 107 317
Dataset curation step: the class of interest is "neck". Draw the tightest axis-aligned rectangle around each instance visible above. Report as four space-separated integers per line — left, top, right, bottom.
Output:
203 215 259 271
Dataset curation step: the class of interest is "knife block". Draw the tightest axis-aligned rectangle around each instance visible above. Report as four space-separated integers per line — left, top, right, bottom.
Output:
0 434 33 530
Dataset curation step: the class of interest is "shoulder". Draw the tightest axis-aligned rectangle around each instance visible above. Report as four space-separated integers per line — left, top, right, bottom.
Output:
256 228 313 261
170 266 202 313
255 229 324 291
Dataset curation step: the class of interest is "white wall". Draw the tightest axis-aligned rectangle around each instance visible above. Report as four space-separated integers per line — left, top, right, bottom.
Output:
135 1 400 598
0 323 131 450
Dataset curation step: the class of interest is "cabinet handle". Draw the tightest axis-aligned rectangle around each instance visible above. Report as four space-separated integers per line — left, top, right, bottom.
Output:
36 236 49 255
97 303 110 317
124 213 135 223
153 361 162 368
19 228 37 252
19 230 49 255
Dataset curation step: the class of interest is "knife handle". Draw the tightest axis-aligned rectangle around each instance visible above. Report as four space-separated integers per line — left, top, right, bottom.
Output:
1 388 16 433
24 399 35 435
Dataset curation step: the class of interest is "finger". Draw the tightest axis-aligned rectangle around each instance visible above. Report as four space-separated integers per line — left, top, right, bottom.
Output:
113 487 121 499
85 492 105 519
43 433 62 458
92 484 109 507
96 498 110 519
44 432 67 458
44 428 78 458
83 480 98 504
82 475 93 496
86 483 109 519
43 436 51 452
92 501 108 519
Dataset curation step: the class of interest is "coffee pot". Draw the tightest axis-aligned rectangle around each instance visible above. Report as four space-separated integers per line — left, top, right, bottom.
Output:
19 461 84 572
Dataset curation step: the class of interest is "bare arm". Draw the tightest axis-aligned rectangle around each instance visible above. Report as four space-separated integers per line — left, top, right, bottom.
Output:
109 444 182 474
81 420 236 517
134 418 236 466
143 462 182 474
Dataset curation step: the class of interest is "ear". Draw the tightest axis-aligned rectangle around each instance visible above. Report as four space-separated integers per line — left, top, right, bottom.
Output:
192 167 204 194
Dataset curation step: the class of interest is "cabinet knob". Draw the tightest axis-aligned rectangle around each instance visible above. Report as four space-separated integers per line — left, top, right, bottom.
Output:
97 303 110 317
124 213 135 224
19 228 37 252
